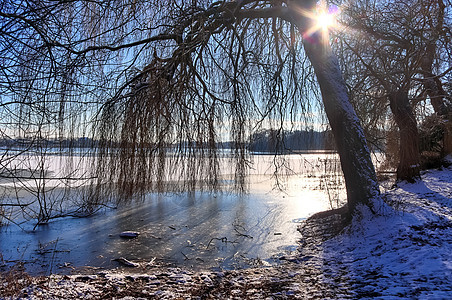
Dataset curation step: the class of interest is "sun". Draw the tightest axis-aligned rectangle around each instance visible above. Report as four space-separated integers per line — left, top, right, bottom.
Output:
314 2 339 34
293 2 340 44
317 10 335 31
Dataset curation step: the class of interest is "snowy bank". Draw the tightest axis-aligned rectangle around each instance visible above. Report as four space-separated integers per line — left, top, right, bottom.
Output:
316 161 452 298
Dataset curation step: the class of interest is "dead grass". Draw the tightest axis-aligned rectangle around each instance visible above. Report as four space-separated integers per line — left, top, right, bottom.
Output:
0 264 35 298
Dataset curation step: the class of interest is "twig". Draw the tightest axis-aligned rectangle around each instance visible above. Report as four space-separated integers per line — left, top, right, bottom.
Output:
233 227 253 239
206 237 238 249
181 251 190 260
48 238 59 275
233 221 253 239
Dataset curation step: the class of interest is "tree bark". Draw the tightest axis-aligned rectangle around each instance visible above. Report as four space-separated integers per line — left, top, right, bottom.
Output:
303 41 380 213
421 44 451 116
444 121 452 154
290 0 381 214
419 0 452 156
389 89 421 182
423 75 451 116
421 0 451 116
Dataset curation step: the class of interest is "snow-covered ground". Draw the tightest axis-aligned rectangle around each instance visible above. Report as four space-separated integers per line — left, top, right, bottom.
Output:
1 159 451 299
316 159 452 298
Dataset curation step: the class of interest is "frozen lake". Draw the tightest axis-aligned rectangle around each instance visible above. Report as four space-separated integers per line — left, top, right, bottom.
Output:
0 153 349 275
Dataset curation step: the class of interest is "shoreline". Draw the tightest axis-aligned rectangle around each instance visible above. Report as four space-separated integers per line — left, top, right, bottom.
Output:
2 162 452 298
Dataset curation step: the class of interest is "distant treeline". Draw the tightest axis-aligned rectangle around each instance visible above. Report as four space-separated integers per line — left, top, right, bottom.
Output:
0 137 96 150
248 129 336 153
1 130 336 153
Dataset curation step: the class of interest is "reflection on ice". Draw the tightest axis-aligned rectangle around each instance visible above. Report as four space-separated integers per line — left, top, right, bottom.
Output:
0 153 350 275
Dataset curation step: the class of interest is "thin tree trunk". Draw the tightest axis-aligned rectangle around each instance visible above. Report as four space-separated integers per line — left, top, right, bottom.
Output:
444 122 452 154
389 89 421 182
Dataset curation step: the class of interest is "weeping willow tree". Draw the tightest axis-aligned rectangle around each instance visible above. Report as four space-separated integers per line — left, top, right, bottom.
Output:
0 0 383 218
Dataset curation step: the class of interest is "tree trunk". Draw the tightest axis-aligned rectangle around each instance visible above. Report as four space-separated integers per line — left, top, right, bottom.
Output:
389 89 421 182
444 121 452 154
420 0 452 155
423 73 451 116
289 0 381 215
422 44 451 116
301 39 381 214
421 0 451 116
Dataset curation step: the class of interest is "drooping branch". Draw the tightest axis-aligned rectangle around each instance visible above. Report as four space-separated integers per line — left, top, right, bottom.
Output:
1 0 386 216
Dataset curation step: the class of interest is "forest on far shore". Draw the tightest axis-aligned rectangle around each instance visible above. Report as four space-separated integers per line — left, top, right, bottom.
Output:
248 129 336 153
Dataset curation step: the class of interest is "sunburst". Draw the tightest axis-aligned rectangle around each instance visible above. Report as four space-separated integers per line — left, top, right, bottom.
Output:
293 1 340 44
317 9 335 31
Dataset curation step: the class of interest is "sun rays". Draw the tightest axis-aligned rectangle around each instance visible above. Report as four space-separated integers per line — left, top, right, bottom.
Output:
317 9 336 31
293 1 340 45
